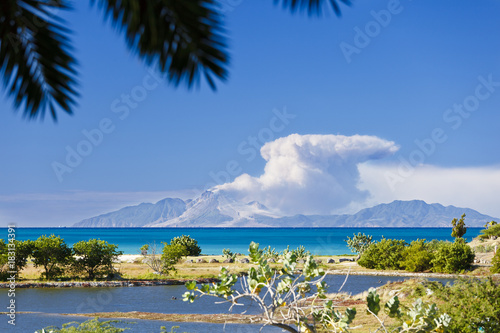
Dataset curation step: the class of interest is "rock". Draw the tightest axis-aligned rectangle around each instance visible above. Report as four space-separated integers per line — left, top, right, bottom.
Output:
239 258 250 264
267 258 276 263
339 258 350 263
297 259 305 264
196 258 207 263
209 259 219 263
185 259 193 264
223 258 234 263
315 259 322 264
235 253 242 256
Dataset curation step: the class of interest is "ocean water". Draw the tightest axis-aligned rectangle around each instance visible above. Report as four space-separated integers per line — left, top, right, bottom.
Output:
0 227 482 255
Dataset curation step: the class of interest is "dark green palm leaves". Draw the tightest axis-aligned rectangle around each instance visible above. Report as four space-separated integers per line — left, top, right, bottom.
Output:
90 0 229 90
1 0 349 120
0 0 77 120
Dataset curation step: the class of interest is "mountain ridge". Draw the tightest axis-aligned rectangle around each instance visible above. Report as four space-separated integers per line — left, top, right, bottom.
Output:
72 192 497 228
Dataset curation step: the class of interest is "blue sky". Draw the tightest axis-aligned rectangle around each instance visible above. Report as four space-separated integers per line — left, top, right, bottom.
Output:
1 0 500 226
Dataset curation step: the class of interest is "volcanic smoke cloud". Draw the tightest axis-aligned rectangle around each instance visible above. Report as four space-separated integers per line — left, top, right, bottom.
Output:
216 133 399 215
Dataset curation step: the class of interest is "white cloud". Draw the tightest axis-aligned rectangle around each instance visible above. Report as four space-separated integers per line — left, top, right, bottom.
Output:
358 163 500 218
216 133 399 215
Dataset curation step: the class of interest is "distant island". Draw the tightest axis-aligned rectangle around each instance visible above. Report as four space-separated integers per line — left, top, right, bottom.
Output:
73 190 498 228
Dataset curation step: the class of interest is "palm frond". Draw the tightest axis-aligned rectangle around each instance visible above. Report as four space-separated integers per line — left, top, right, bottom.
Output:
0 0 78 120
274 0 352 16
91 0 229 90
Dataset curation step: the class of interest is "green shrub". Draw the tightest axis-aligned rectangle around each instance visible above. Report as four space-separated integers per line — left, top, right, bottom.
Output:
492 250 500 274
222 248 236 260
401 239 434 272
433 278 500 333
72 239 123 279
161 243 186 274
358 238 407 270
431 239 474 273
479 224 500 239
262 246 279 260
37 317 126 332
170 235 201 256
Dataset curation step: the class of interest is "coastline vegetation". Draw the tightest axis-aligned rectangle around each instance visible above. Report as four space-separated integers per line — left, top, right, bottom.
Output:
4 222 498 332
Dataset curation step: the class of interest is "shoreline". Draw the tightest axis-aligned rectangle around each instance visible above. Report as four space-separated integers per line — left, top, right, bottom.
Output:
0 278 218 289
4 271 497 289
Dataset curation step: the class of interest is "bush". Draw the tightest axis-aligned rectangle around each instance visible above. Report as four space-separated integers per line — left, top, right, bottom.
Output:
479 223 500 240
161 243 186 275
170 235 201 256
37 317 126 332
401 239 434 272
431 239 474 273
433 278 500 333
492 250 500 274
72 239 123 279
222 248 236 260
358 238 407 270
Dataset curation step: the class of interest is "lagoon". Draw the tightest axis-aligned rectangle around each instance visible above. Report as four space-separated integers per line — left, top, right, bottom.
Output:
1 275 455 332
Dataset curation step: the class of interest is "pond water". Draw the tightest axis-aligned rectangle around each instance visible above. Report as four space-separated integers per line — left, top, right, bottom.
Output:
1 275 454 332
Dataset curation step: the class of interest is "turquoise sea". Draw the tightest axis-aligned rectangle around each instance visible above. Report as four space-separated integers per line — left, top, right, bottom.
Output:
0 227 482 255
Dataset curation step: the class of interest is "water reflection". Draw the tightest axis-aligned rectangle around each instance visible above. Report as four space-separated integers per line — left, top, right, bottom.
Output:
1 275 454 332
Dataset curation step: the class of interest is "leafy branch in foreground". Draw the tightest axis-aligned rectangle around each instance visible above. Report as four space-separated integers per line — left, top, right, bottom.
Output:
183 242 450 333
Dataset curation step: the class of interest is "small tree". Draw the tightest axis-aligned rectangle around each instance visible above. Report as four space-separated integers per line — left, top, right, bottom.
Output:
479 223 500 240
0 239 34 278
140 242 165 274
345 232 373 258
32 235 72 280
170 235 201 256
451 213 467 239
161 243 186 275
140 244 149 255
72 239 123 280
484 220 498 229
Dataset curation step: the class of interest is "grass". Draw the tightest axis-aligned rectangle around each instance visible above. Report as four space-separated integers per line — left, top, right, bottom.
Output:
11 254 360 282
8 247 497 283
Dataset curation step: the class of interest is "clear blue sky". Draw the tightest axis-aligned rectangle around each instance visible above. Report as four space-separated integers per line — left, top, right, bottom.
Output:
2 0 500 226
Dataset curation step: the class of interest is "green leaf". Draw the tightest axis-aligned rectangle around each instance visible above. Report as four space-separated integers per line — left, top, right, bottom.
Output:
384 296 401 318
367 288 381 315
185 280 197 290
